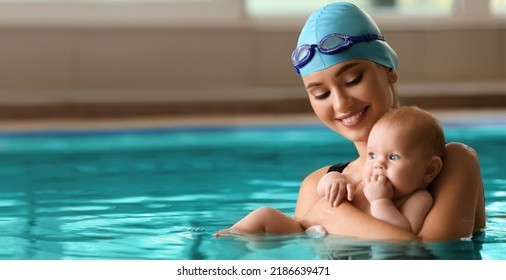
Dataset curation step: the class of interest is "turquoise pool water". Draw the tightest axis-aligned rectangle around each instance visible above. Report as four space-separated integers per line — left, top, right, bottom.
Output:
0 120 505 260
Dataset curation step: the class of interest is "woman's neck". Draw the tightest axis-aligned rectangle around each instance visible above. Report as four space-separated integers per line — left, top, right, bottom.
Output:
349 140 368 172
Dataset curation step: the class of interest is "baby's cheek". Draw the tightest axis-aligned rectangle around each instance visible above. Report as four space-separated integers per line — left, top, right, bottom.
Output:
362 165 373 180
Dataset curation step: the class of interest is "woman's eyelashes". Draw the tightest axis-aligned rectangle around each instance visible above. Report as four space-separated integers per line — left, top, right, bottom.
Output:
311 73 363 100
345 73 363 87
314 91 331 100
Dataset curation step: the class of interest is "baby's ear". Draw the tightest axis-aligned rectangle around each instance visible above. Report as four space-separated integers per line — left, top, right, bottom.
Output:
424 156 443 184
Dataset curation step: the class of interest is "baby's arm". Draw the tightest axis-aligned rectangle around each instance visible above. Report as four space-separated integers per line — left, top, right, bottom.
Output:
363 175 411 232
317 171 355 207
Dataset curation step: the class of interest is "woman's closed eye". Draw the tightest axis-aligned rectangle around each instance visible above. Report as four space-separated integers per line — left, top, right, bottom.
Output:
345 74 363 87
313 91 331 100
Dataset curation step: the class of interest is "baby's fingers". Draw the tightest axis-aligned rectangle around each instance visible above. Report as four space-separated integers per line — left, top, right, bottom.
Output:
332 182 347 207
346 183 354 201
324 184 331 202
325 183 338 204
328 183 338 204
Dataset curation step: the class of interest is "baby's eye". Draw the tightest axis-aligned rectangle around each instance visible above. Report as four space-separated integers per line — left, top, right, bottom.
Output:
368 152 376 160
389 154 400 161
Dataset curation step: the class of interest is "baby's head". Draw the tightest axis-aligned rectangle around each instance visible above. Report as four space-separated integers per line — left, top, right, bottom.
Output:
374 106 445 160
365 106 445 197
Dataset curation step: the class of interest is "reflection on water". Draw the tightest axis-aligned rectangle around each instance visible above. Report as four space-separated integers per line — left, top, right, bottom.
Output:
206 233 485 260
0 125 505 259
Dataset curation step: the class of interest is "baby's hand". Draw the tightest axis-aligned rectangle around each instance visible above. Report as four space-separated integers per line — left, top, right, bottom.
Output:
317 172 355 207
363 174 393 202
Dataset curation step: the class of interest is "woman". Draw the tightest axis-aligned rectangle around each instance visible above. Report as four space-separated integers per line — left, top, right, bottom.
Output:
292 2 485 241
215 2 485 241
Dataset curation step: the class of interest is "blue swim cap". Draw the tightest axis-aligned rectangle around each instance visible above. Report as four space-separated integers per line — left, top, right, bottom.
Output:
296 2 397 77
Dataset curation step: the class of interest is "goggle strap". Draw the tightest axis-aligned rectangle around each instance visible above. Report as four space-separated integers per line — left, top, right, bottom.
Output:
348 33 384 43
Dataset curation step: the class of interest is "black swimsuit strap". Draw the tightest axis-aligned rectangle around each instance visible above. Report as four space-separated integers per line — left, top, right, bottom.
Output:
327 162 350 173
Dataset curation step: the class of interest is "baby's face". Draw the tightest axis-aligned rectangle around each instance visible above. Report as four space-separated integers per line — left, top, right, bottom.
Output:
363 122 431 198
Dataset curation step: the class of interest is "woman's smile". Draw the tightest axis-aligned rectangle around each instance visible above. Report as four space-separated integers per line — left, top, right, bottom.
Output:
336 106 369 127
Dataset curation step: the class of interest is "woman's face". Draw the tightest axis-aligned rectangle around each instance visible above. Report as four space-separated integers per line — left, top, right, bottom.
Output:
302 60 397 144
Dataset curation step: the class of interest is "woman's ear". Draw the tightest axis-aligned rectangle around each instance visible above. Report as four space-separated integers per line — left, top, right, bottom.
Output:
424 156 443 184
387 68 398 84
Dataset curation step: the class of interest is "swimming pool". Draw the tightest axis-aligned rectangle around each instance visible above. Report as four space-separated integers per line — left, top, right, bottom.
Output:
0 119 505 260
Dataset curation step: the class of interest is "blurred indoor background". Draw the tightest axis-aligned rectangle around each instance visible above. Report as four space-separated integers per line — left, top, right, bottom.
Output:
0 0 505 119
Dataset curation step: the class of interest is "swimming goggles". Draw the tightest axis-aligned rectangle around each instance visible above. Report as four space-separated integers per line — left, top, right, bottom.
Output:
291 33 385 74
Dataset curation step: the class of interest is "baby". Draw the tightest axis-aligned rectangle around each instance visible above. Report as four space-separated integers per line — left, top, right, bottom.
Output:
317 106 444 234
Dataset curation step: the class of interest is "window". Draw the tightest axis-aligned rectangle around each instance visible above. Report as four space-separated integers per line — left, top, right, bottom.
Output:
0 0 503 26
245 0 455 18
491 0 506 15
0 0 244 24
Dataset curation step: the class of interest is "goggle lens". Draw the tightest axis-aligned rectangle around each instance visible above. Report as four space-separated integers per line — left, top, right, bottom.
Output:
320 34 348 52
291 45 310 64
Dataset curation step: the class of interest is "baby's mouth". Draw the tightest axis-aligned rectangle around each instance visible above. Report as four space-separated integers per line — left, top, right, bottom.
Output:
374 170 386 177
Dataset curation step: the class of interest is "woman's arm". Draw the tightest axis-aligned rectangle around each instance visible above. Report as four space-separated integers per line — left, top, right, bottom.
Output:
418 142 486 241
294 166 418 241
294 143 485 241
298 199 418 240
294 165 330 220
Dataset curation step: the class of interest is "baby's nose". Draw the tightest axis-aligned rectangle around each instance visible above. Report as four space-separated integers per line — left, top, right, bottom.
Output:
374 161 386 169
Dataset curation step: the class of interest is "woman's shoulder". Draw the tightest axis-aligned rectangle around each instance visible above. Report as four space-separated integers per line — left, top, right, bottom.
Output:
445 142 478 158
433 142 480 188
302 165 332 185
300 161 354 191
420 141 485 240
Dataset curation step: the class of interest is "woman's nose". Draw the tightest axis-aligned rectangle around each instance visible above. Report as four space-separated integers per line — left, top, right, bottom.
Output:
332 90 352 113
